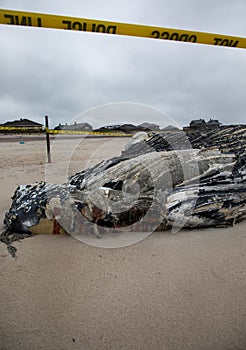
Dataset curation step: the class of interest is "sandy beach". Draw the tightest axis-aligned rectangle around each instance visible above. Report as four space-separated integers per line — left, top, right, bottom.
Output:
0 135 246 350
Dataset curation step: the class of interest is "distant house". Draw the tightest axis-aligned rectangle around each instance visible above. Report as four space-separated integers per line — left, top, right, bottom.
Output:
183 118 222 133
206 118 221 129
0 118 43 133
94 124 147 134
161 125 180 131
94 124 133 133
54 122 93 131
138 122 160 131
189 119 206 130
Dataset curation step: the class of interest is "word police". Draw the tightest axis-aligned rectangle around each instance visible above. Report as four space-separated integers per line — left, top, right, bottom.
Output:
62 20 116 33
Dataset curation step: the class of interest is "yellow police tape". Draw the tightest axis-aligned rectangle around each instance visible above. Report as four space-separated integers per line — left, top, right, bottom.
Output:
45 128 132 136
0 126 43 131
1 9 246 49
0 125 132 136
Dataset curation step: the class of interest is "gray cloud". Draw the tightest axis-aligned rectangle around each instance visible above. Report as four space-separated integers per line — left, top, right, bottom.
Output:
0 0 245 128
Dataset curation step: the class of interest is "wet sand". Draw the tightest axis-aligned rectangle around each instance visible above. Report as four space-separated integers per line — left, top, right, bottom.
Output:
0 135 246 350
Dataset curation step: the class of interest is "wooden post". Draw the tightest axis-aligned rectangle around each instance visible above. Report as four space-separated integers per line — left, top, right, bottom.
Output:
45 115 51 163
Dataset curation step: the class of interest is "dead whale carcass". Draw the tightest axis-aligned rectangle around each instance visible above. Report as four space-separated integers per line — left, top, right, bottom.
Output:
3 147 246 236
121 126 246 158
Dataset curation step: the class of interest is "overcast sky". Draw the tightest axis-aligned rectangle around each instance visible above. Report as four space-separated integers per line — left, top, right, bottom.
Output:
0 0 245 128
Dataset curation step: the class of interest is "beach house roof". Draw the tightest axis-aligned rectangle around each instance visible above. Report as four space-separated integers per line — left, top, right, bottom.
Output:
2 118 43 127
